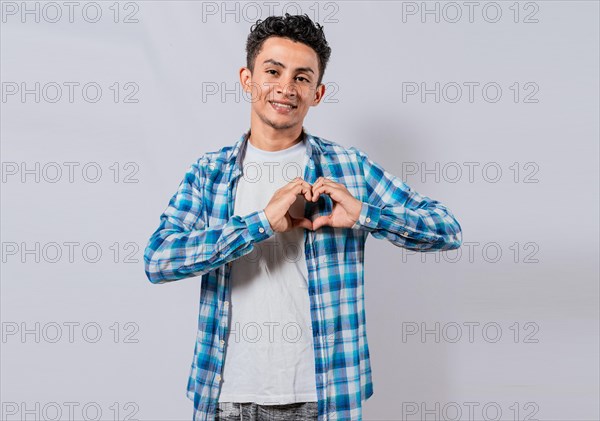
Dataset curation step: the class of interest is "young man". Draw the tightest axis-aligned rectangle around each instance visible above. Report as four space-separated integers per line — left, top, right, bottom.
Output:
144 14 463 421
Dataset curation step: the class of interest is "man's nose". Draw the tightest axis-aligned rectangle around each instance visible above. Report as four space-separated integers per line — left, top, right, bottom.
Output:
276 79 298 97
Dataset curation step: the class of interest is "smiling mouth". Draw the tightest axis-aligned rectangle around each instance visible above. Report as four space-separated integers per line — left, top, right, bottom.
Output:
269 101 297 112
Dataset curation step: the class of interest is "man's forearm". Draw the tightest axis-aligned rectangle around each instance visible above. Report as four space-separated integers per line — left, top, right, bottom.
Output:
144 209 273 284
352 199 462 251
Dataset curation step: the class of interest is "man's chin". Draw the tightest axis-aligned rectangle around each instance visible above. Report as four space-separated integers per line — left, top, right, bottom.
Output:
269 122 297 130
260 115 298 131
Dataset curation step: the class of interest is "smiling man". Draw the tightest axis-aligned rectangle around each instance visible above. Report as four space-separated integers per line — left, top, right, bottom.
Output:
144 13 463 421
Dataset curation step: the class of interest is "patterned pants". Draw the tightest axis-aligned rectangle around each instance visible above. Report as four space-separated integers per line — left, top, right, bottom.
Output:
215 401 319 421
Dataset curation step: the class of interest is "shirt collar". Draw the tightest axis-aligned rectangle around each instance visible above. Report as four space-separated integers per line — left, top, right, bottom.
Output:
228 126 323 180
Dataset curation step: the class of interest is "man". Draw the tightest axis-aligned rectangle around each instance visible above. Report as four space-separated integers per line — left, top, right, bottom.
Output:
144 13 463 421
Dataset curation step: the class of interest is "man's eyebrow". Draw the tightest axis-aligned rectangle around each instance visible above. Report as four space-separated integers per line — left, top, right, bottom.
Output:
262 59 315 74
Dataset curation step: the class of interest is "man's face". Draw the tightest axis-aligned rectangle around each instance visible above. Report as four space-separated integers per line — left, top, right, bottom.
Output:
240 36 325 132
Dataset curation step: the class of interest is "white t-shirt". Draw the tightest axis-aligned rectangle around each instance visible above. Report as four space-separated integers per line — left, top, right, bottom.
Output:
218 137 318 405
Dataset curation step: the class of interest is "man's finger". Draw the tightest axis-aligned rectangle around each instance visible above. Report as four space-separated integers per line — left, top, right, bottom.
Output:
299 180 314 201
312 214 332 230
286 177 303 189
291 182 313 202
300 184 312 202
312 184 330 202
288 178 313 201
312 178 339 198
312 177 324 190
303 187 313 202
314 177 336 186
312 183 342 202
291 216 314 231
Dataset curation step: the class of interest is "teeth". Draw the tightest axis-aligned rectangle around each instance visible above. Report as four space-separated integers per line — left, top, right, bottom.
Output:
272 102 293 108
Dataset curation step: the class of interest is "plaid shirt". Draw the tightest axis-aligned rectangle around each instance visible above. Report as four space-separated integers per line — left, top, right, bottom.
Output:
144 127 463 421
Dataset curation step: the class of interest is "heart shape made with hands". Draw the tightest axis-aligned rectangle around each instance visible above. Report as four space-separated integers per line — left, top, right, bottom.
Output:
289 176 362 231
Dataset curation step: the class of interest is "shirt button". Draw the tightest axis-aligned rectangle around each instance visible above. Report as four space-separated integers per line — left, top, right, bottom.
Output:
220 340 225 346
216 374 221 382
259 227 265 234
365 217 371 223
403 231 409 237
224 301 229 307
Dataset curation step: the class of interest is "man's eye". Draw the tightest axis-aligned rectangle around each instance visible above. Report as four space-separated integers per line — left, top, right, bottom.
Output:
296 77 309 82
266 70 277 75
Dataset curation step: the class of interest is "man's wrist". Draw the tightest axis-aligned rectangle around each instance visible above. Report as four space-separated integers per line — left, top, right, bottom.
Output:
244 209 274 240
351 202 381 231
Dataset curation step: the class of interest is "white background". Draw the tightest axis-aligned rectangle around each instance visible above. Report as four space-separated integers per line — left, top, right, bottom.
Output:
1 1 598 420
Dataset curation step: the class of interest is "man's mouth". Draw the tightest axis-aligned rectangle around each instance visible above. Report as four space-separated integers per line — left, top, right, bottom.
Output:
269 101 297 113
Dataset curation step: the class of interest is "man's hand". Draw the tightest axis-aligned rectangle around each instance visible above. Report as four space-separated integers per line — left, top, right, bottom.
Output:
311 176 362 230
264 177 314 233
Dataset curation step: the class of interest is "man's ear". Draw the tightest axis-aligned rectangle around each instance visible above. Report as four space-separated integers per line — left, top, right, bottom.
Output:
239 67 253 93
312 83 326 106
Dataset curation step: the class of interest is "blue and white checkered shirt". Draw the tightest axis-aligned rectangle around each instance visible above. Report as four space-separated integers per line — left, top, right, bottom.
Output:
144 128 463 420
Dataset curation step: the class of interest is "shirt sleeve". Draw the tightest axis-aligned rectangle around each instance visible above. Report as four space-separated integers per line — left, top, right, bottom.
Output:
143 160 274 284
349 147 463 252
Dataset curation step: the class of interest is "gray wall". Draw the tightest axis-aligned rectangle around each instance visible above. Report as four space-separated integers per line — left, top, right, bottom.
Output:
1 1 598 420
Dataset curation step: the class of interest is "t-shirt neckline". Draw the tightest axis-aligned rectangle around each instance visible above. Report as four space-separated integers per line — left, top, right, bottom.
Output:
246 137 306 157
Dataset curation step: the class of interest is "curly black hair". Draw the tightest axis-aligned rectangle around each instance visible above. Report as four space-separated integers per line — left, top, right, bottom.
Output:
246 13 332 87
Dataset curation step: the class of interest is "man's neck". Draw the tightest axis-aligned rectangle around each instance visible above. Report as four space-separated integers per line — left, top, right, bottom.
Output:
248 126 305 152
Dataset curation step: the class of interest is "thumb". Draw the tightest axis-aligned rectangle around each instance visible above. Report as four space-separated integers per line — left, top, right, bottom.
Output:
291 216 314 231
312 215 332 231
